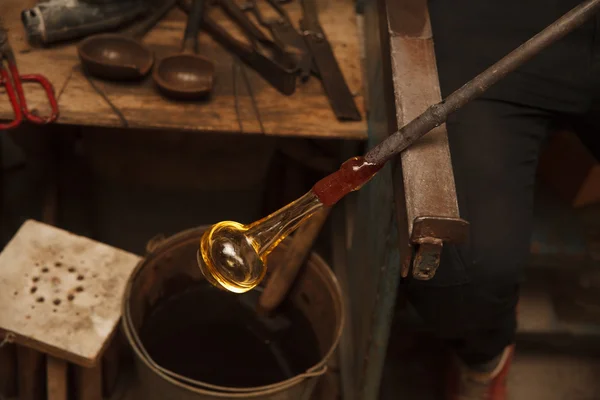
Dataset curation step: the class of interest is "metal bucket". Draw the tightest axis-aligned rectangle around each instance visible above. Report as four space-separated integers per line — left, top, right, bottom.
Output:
122 226 344 399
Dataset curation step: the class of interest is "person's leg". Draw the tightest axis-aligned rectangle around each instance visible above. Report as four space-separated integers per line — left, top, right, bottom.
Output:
405 98 553 365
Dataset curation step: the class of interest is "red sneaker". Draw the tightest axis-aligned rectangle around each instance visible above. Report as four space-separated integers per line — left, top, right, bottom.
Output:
446 344 515 400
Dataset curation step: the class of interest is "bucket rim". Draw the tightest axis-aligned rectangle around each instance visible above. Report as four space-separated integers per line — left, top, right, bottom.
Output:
121 225 345 396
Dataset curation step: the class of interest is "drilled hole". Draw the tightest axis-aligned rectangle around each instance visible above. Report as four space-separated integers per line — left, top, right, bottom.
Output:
76 312 80 317
32 276 39 283
75 286 84 293
54 262 62 267
67 294 75 301
68 267 76 273
77 275 84 281
30 286 37 294
53 299 61 306
53 309 57 313
13 291 18 296
36 296 44 303
42 267 49 273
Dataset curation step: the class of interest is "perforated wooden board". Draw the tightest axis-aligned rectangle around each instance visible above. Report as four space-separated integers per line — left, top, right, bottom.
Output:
0 220 141 367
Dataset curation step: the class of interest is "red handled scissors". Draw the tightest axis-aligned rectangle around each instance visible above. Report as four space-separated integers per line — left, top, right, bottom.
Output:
0 21 59 130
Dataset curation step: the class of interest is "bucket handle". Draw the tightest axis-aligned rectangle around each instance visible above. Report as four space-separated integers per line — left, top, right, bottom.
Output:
123 301 328 394
145 233 167 254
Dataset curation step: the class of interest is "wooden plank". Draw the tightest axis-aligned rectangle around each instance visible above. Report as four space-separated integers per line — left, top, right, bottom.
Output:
346 0 404 393
47 357 67 400
17 346 45 400
0 339 17 398
0 0 367 140
101 331 121 398
75 364 102 400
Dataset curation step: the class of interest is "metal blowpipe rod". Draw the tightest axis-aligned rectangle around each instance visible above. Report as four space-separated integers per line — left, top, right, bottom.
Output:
364 0 600 165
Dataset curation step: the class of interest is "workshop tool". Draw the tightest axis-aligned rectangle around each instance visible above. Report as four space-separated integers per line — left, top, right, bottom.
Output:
196 0 600 293
154 0 215 99
257 207 331 314
21 0 148 46
78 0 177 81
300 0 361 121
0 22 59 130
179 0 297 95
220 0 295 69
242 0 313 81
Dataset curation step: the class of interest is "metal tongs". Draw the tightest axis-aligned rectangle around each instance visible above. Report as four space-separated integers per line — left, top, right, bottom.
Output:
0 20 59 129
300 0 360 121
178 0 297 95
242 0 313 81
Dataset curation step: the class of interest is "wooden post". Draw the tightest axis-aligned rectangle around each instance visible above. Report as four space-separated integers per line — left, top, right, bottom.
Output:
102 332 122 398
47 357 67 400
17 346 46 400
76 364 102 400
0 340 17 398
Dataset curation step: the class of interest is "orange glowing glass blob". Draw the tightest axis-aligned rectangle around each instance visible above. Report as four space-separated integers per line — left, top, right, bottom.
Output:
197 157 383 293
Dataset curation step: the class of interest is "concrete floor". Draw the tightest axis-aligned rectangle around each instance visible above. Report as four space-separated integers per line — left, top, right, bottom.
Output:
379 279 600 400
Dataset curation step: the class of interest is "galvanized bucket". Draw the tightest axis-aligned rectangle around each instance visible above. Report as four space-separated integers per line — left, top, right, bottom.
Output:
122 226 344 399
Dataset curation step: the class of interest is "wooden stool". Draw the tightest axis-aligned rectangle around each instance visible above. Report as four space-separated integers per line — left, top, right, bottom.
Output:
0 220 141 400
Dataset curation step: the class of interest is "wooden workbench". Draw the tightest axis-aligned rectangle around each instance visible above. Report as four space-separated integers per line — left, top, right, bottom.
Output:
0 0 367 140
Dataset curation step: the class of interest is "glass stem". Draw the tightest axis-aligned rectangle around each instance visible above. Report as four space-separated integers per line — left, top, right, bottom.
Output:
245 191 323 258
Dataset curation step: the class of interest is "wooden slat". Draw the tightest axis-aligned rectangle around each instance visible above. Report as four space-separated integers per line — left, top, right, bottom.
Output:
17 346 45 400
76 364 102 400
0 340 17 398
101 332 121 398
47 357 68 400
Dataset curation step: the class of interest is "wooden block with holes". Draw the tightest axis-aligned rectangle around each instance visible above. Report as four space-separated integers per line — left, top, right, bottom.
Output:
538 130 600 208
0 220 142 399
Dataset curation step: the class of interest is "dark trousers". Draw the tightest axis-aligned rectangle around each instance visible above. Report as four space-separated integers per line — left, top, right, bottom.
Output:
405 0 600 365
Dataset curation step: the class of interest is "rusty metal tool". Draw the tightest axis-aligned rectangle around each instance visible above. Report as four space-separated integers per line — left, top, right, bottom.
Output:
0 21 59 130
219 0 273 45
365 0 600 165
257 207 331 314
21 0 147 46
300 0 361 121
243 0 313 81
178 0 297 95
219 0 296 70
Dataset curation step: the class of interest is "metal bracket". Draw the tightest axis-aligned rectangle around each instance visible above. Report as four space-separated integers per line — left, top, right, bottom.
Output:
410 216 469 280
413 237 443 280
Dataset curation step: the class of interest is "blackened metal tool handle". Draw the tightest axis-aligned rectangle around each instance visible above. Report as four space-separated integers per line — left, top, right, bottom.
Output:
300 0 361 121
364 0 600 165
219 0 272 44
182 0 205 53
300 0 319 30
125 0 177 38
